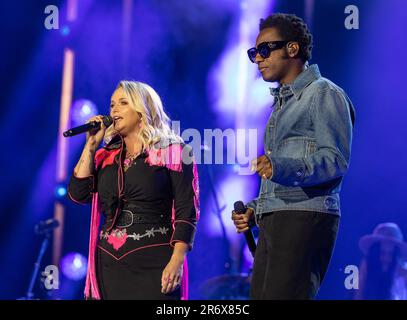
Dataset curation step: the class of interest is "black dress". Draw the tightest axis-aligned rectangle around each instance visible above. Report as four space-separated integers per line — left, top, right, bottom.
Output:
68 138 198 300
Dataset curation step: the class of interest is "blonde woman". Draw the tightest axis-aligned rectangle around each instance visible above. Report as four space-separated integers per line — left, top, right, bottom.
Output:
68 81 199 300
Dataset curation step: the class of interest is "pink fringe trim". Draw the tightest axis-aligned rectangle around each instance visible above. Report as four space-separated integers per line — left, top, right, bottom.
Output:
84 193 102 299
192 162 200 220
181 258 189 300
170 205 189 301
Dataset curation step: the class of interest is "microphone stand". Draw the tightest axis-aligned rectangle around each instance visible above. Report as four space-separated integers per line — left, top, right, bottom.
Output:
20 220 58 300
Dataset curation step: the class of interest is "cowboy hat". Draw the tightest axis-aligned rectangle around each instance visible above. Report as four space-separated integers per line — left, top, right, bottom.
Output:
359 222 407 259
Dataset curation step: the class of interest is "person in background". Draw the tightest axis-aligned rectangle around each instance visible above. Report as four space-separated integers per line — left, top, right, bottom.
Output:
355 223 407 300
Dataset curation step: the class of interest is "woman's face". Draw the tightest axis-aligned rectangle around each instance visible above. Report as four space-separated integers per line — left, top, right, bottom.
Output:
110 87 142 136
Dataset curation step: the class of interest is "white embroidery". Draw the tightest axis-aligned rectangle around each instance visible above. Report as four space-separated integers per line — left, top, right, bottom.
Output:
100 226 169 241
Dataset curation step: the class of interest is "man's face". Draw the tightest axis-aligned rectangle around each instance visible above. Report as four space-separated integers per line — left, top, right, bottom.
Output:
254 27 290 82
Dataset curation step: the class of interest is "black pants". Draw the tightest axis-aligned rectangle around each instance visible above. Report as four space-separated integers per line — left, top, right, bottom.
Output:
250 210 339 300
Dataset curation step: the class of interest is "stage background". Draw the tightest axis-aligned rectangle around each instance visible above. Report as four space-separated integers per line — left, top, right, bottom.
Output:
0 0 406 299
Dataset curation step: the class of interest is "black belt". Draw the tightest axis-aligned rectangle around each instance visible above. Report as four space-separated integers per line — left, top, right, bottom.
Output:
111 210 172 228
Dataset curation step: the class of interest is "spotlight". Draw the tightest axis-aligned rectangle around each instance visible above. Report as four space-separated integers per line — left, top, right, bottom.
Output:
60 25 70 36
71 99 98 127
55 185 67 199
60 253 87 280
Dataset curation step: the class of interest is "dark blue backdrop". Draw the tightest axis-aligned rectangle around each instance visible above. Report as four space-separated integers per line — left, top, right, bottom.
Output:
1 0 406 299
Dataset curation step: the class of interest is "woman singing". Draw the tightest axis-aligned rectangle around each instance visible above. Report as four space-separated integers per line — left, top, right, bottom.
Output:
68 81 199 300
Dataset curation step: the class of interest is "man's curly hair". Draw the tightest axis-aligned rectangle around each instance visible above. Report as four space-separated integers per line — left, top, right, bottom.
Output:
259 13 313 62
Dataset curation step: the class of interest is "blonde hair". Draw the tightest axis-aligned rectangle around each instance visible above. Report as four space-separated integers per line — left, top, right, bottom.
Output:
104 81 183 149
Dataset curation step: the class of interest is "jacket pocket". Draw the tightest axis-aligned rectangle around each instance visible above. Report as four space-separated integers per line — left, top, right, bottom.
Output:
273 137 315 196
305 140 316 157
276 136 315 158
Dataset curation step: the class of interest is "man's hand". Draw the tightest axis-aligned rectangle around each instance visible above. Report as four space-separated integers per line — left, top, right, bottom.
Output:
252 155 273 179
231 208 254 233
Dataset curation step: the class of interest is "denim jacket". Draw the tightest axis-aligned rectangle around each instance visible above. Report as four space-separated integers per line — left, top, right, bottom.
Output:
247 64 355 221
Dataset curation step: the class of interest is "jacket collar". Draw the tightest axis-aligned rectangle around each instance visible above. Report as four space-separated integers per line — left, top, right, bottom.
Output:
103 135 149 158
103 135 122 150
269 64 321 100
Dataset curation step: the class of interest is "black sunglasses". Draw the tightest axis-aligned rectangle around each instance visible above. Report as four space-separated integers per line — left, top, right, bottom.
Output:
247 41 290 63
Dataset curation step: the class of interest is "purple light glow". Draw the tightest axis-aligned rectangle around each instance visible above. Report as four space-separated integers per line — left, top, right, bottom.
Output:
203 0 275 238
71 99 98 127
60 252 87 281
201 0 276 276
207 0 275 123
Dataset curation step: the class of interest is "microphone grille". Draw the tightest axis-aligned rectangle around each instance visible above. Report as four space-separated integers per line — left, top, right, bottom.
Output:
234 201 246 213
103 116 113 127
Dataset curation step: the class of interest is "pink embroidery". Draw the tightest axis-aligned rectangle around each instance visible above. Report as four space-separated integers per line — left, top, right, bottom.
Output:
145 144 183 172
98 243 170 260
95 148 121 170
107 229 128 251
145 143 200 220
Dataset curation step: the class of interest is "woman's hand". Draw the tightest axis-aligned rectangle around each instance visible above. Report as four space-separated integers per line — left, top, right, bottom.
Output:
85 115 108 149
161 255 184 294
73 115 108 178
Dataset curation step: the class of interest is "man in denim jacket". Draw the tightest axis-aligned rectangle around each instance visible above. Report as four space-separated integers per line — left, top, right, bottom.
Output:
232 13 355 299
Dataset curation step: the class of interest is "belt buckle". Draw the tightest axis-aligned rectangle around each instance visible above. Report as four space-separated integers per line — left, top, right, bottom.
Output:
117 210 134 228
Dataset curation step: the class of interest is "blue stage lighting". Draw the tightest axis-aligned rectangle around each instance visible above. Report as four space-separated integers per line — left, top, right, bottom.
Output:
55 185 67 198
60 25 70 37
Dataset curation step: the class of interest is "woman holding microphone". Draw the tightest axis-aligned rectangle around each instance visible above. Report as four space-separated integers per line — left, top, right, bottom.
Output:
68 81 199 300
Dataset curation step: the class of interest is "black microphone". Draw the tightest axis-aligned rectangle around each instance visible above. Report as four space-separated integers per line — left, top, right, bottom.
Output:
35 218 60 235
63 115 113 137
234 201 256 257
